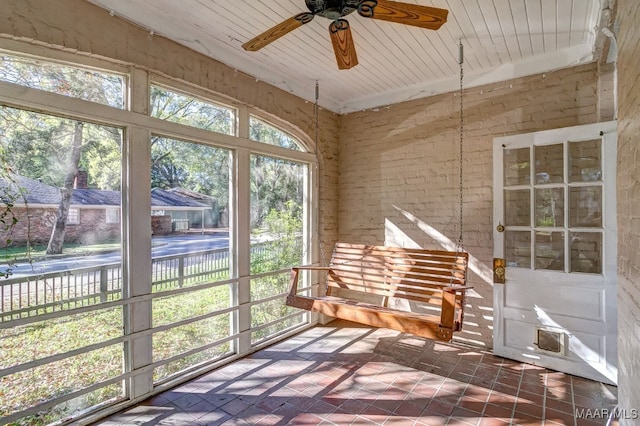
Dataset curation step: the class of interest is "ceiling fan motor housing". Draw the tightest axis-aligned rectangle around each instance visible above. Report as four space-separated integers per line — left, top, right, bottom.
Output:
305 0 361 20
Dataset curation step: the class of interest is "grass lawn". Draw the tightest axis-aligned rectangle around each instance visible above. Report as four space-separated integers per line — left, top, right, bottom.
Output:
0 242 121 263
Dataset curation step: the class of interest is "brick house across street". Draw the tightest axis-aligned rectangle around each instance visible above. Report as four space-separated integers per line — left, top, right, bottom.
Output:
0 173 211 246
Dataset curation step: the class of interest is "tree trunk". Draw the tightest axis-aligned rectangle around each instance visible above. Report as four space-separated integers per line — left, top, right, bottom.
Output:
46 121 84 255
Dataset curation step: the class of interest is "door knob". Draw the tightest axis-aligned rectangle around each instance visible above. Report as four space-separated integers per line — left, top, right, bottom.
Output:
493 258 506 283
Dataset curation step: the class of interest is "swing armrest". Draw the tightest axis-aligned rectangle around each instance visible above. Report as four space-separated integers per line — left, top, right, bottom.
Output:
443 285 473 292
289 266 332 297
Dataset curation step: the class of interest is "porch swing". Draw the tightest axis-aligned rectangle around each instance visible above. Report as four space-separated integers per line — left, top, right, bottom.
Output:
285 43 471 343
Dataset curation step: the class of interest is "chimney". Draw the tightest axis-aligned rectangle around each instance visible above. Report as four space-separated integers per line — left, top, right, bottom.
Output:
74 170 88 189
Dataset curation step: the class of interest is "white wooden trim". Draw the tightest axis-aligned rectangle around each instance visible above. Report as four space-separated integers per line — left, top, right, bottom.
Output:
125 126 154 399
0 81 317 164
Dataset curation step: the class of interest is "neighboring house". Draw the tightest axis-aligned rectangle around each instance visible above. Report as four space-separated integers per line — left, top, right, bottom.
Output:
165 187 227 228
0 174 210 247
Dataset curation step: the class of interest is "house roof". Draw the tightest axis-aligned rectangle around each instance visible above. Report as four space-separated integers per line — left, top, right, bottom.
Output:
151 188 210 208
0 174 209 209
0 175 62 205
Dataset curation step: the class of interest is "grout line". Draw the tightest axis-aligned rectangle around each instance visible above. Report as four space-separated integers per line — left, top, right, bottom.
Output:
460 352 485 426
570 375 577 426
541 369 548 426
477 351 501 421
508 364 525 426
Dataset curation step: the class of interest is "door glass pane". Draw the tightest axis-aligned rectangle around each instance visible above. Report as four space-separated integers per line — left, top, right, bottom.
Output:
504 189 530 226
569 139 601 182
506 231 531 268
570 232 602 274
535 144 564 184
535 188 565 227
535 231 565 271
569 186 602 228
504 147 530 186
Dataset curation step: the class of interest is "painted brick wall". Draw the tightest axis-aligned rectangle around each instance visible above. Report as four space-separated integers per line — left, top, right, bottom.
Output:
0 0 340 252
615 0 640 421
338 64 604 347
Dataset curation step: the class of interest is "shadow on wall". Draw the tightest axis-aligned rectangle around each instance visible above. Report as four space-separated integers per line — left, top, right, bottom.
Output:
384 205 495 348
361 68 593 156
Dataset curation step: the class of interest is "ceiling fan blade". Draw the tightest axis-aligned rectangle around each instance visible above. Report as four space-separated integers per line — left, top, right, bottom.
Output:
357 0 448 30
329 19 358 70
242 12 314 51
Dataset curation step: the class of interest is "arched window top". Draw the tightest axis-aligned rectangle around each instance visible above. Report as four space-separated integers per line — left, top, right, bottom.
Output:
0 53 125 109
249 116 304 152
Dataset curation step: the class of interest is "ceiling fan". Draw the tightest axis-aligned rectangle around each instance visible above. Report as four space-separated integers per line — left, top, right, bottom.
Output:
242 0 448 70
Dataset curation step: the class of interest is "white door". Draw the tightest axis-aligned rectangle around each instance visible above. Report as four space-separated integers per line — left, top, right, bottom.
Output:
493 121 617 385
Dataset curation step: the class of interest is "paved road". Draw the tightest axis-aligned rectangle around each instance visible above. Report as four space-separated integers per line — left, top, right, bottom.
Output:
3 233 230 278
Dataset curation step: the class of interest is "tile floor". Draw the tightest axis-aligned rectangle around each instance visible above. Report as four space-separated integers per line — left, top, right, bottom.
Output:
96 320 618 426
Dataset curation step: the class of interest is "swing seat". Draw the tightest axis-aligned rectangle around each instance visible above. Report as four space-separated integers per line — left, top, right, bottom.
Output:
286 243 471 342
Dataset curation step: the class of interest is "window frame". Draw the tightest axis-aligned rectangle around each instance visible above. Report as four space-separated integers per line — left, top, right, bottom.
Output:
106 207 120 224
66 207 80 225
0 40 319 426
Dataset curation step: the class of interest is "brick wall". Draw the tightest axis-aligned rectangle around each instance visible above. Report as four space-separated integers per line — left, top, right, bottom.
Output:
0 207 120 246
0 0 340 252
615 0 640 420
338 64 604 347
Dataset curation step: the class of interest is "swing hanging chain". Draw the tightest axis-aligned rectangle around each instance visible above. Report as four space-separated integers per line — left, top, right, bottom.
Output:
314 80 328 268
457 41 464 251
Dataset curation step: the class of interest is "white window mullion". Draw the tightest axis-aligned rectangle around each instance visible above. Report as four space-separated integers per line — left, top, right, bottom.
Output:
124 125 153 399
235 148 252 354
124 66 154 399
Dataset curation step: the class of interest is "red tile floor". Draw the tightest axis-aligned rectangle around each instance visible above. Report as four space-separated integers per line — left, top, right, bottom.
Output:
95 320 618 426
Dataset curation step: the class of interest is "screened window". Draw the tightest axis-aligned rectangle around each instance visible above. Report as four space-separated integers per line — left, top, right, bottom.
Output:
67 207 80 224
0 54 125 108
0 106 124 425
106 208 119 223
150 85 235 135
249 116 303 151
0 47 314 426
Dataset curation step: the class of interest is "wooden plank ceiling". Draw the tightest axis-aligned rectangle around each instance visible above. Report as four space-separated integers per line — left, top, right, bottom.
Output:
85 0 610 114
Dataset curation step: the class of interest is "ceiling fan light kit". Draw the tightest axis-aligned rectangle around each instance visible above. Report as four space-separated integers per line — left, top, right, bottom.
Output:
242 0 448 70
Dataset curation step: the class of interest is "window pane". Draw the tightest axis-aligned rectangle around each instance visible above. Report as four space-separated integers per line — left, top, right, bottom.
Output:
504 147 530 186
570 186 602 228
250 155 306 274
535 231 565 271
249 117 303 151
504 189 530 226
149 136 234 384
569 139 602 182
535 144 564 184
506 231 531 268
0 54 125 108
570 232 602 274
535 188 565 227
0 107 124 424
150 86 235 135
152 286 233 382
67 207 80 224
250 272 305 344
